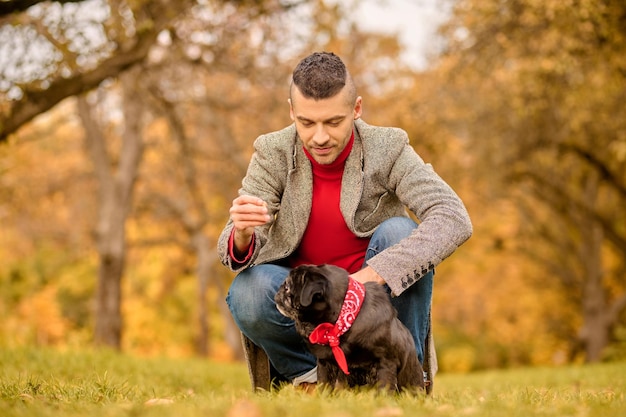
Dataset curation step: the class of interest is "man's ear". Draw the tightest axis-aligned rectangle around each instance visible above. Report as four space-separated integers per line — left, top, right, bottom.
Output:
353 96 363 120
300 274 327 307
288 98 295 121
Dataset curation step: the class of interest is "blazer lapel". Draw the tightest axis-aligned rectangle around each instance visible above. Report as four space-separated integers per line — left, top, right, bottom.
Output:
282 141 313 246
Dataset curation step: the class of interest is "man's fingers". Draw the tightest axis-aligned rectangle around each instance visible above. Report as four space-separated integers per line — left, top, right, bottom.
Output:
231 196 267 214
229 203 269 217
230 195 270 228
233 195 267 207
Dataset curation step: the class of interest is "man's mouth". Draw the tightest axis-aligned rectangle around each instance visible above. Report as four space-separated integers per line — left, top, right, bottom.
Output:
312 147 332 155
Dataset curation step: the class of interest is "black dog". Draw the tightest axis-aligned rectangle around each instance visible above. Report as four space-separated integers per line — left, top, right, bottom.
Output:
275 264 424 392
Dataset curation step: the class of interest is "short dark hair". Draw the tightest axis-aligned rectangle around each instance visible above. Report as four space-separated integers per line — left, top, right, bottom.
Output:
290 52 356 103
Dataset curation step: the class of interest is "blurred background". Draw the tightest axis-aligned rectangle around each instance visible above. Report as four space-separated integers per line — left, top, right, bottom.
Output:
1 0 625 373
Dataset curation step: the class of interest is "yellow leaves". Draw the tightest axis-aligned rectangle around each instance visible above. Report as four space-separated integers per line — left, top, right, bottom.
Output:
433 0 626 365
9 286 71 346
609 139 626 163
121 257 196 357
440 345 477 374
0 0 623 368
433 196 570 370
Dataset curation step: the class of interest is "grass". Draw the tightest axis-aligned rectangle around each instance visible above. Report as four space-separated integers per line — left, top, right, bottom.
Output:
0 347 625 417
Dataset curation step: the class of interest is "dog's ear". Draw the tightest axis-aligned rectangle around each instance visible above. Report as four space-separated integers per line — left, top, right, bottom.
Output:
300 273 327 307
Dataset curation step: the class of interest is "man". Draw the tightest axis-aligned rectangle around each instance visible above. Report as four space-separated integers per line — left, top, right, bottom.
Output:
218 52 472 387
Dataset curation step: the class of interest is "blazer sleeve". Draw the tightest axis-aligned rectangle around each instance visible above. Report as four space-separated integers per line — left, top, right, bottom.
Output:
366 141 473 296
217 131 291 271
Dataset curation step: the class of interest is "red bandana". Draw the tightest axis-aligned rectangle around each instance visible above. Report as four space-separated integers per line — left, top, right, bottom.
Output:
308 277 366 374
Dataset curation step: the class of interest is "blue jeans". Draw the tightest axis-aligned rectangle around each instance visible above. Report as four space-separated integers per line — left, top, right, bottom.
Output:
226 217 434 381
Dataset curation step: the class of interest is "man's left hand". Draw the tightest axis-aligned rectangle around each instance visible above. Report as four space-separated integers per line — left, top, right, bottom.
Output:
350 266 386 286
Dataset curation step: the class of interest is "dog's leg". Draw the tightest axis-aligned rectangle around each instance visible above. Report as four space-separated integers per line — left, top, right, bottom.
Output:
317 360 331 383
397 350 425 392
376 359 400 393
318 360 348 391
389 320 425 392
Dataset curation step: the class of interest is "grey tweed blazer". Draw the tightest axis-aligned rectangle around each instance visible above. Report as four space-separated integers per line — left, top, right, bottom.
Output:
217 119 472 296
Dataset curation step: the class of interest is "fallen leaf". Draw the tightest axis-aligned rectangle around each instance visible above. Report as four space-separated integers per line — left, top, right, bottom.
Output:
375 406 404 417
226 399 262 417
144 398 175 406
19 393 34 402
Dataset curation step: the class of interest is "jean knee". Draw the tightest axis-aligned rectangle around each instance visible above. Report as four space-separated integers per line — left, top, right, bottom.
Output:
226 266 288 332
377 217 418 237
367 217 418 259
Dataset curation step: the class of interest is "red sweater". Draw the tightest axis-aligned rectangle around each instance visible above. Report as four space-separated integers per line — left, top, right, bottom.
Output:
288 133 369 273
229 132 369 273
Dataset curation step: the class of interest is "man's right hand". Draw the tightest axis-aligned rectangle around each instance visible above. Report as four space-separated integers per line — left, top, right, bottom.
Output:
229 195 271 254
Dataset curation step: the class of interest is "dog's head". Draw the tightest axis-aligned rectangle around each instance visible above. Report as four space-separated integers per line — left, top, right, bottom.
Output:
274 264 349 325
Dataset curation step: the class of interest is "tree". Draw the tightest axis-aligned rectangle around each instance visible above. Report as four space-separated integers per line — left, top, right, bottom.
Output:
121 0 304 356
437 0 626 361
0 0 196 142
1 0 300 350
2 0 196 349
76 68 145 348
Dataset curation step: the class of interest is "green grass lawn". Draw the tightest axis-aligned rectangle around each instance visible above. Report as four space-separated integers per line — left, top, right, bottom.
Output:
1 347 624 417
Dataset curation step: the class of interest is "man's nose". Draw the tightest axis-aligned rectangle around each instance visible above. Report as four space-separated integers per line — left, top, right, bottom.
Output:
312 124 329 144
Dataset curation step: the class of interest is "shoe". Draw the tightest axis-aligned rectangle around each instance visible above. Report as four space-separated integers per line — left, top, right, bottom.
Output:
295 382 317 394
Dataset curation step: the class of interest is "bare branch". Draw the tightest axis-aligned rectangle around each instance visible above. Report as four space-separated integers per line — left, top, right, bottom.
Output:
558 142 626 200
512 169 626 259
0 0 86 18
76 94 113 196
1 29 155 142
1 0 195 142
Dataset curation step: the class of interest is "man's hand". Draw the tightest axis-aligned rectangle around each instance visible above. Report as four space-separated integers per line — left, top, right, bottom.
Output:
350 266 386 286
229 195 270 254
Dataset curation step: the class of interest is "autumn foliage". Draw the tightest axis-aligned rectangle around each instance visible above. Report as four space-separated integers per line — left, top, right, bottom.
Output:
1 0 625 372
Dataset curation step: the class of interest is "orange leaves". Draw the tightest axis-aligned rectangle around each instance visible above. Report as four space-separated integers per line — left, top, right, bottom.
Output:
7 286 71 346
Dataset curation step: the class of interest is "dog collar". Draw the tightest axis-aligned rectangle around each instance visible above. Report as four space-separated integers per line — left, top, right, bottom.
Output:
308 277 366 375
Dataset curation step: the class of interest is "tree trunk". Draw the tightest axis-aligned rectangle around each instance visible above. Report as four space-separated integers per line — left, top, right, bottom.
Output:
92 181 130 348
192 231 212 356
216 279 245 361
577 175 609 362
95 253 124 347
193 233 244 359
77 69 144 349
578 221 608 362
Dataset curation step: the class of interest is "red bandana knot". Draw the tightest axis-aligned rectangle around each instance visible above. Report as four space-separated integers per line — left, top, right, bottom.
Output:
308 277 366 374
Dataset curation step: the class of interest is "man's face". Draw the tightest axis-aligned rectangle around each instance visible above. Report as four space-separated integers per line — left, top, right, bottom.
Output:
289 85 362 165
